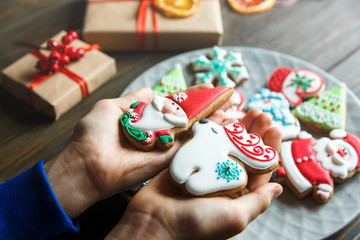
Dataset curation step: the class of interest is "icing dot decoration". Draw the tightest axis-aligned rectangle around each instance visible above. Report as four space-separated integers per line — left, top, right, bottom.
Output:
215 159 242 182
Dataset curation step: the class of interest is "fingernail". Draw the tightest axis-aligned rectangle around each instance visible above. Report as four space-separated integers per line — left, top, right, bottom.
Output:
273 185 283 199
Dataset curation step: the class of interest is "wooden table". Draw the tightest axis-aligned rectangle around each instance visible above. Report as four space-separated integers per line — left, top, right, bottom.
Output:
1 0 359 239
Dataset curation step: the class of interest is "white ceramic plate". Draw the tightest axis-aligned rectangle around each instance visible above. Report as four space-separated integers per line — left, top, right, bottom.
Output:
120 47 360 240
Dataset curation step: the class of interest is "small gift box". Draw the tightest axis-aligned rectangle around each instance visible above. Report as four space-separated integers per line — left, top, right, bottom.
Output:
1 30 116 120
82 0 223 51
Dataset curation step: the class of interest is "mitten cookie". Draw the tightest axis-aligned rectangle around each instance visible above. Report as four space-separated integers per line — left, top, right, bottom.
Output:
292 84 347 133
191 46 249 88
248 88 301 141
120 87 233 151
170 120 279 196
267 67 325 107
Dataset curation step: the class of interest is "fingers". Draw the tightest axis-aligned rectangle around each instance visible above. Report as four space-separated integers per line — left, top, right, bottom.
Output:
111 87 154 112
208 110 226 124
230 183 282 231
247 112 273 137
262 126 282 153
185 83 213 92
240 109 263 131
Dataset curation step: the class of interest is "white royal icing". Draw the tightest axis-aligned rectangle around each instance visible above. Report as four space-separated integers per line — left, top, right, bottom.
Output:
313 138 358 179
170 120 278 196
282 70 324 106
329 129 347 139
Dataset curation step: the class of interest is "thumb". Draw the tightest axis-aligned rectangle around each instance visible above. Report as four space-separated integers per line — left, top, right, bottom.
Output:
112 87 154 112
231 183 283 231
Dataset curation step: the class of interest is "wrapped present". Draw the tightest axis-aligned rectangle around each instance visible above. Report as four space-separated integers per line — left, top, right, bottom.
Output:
82 0 223 51
1 30 116 120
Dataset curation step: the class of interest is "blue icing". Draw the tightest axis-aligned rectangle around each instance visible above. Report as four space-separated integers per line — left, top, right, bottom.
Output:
249 88 294 126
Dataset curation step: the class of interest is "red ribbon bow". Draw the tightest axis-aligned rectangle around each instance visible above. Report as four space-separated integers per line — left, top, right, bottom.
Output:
29 31 99 105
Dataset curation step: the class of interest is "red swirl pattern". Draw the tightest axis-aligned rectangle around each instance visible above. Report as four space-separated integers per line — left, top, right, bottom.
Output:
224 123 277 162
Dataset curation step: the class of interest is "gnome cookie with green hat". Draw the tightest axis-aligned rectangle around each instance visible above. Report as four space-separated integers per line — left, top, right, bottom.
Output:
292 84 347 133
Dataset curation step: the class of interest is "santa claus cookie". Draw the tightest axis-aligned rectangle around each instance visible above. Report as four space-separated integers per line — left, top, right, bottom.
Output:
120 87 233 151
170 120 279 196
267 67 325 107
292 84 347 133
225 89 247 121
191 46 249 88
275 130 360 203
248 88 301 141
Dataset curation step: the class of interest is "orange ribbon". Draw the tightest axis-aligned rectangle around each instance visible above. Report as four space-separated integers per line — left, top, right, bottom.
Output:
29 44 98 106
88 0 158 50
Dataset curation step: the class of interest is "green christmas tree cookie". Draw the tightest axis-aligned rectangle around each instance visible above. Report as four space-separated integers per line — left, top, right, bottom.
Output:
292 84 347 133
153 64 187 97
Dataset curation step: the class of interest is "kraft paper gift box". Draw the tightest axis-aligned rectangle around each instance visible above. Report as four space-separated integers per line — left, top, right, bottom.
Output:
1 31 116 120
82 0 223 51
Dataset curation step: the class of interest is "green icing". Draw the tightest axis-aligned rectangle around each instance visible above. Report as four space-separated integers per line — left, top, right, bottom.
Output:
292 84 346 130
120 112 147 142
152 64 187 97
159 135 173 145
130 101 141 109
290 73 313 91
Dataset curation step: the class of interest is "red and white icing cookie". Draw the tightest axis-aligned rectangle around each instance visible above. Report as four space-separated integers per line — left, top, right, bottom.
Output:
170 120 279 196
267 67 325 107
225 89 246 121
275 130 360 203
120 87 233 151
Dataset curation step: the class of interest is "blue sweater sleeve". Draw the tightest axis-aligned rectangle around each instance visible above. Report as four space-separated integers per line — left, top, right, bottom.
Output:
0 161 79 240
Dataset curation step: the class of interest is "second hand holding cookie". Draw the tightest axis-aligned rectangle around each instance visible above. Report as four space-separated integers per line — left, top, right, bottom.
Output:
107 109 283 240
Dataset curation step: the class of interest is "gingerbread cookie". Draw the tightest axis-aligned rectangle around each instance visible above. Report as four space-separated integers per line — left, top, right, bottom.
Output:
154 0 200 18
191 46 249 88
275 130 360 203
170 120 279 196
248 88 301 141
153 64 187 97
292 84 347 133
120 87 233 151
267 67 325 107
225 89 247 121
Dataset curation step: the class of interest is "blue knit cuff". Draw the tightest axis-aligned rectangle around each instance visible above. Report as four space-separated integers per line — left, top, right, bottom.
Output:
0 161 79 239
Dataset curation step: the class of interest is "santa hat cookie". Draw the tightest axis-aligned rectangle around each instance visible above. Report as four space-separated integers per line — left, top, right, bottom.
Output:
170 120 279 197
267 67 325 107
248 88 301 141
120 87 233 151
191 46 249 88
292 84 347 133
152 64 187 97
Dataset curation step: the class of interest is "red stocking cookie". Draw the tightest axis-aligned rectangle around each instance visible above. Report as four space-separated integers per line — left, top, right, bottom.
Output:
120 87 233 151
170 120 279 196
267 67 325 107
225 89 247 121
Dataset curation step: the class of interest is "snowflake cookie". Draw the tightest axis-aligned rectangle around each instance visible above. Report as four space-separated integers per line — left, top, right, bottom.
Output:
191 46 249 88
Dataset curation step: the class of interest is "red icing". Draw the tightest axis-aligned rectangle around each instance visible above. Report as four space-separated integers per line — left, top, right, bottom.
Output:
224 122 277 162
129 102 147 123
291 138 332 187
140 128 172 145
267 67 292 92
276 166 287 177
344 133 360 168
166 87 232 120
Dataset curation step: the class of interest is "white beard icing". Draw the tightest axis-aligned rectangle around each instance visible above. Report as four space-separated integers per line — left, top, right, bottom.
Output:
313 138 357 179
164 113 188 127
129 104 176 131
